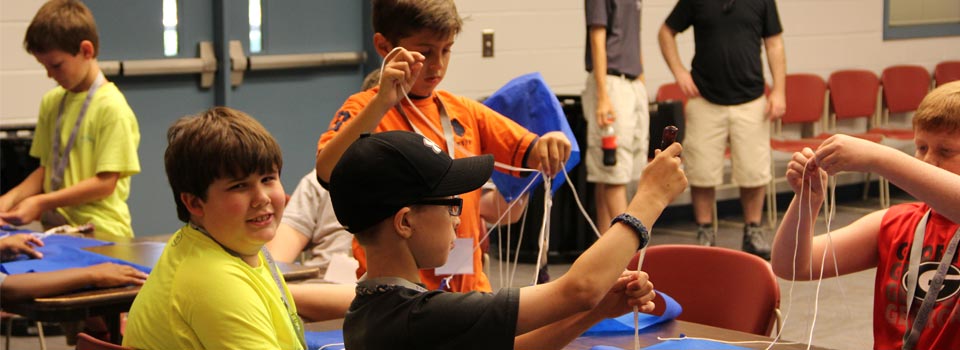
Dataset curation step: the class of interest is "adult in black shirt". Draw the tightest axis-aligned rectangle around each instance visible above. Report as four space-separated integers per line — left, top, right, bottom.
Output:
658 0 786 259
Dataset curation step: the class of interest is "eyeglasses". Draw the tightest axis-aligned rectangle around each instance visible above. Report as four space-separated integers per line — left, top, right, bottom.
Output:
722 0 736 13
412 197 463 216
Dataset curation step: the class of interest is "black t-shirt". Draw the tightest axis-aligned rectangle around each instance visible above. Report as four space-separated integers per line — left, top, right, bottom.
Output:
665 0 783 105
344 277 521 350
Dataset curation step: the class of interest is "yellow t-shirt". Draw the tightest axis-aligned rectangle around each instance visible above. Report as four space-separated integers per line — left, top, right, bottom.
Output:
29 83 140 239
123 225 304 350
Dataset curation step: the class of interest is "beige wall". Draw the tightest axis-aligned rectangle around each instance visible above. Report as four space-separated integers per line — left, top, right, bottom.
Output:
3 0 959 125
1 0 54 126
444 0 960 100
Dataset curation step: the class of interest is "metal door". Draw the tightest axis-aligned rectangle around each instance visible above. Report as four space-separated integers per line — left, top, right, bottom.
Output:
85 0 366 235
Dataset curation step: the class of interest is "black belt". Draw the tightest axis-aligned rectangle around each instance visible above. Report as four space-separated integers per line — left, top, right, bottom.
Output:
607 68 638 81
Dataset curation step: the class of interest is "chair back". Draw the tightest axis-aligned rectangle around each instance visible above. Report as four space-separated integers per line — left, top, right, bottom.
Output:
656 82 688 105
881 65 931 114
828 69 879 121
783 74 826 125
630 245 780 336
934 61 960 87
76 332 132 350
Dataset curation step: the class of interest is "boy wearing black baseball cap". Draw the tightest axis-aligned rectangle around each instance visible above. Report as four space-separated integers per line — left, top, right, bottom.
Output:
328 131 687 349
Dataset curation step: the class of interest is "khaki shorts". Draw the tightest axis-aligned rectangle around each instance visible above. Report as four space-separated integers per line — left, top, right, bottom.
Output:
684 96 771 188
581 74 650 185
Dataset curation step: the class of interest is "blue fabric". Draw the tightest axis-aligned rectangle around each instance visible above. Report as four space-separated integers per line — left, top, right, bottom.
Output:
584 290 683 335
306 330 345 350
642 338 750 349
482 72 581 202
0 240 150 275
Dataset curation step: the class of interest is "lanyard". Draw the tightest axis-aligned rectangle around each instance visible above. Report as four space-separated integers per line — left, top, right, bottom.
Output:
901 210 960 350
394 96 457 159
50 72 106 190
189 223 307 349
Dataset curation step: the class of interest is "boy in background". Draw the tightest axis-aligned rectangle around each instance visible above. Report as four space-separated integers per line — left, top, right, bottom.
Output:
771 81 960 349
0 0 140 240
315 0 571 293
124 107 304 349
323 130 684 349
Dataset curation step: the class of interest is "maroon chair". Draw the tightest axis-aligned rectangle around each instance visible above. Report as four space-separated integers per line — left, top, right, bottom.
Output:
934 61 960 87
630 245 781 336
875 65 928 139
75 332 132 350
655 82 688 105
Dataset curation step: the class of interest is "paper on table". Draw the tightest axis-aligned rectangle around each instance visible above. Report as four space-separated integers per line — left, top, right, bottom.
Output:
583 290 682 336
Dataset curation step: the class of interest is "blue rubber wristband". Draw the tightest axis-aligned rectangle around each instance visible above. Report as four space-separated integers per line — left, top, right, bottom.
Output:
611 213 650 250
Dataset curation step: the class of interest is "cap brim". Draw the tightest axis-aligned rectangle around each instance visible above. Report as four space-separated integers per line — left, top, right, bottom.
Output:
429 154 495 197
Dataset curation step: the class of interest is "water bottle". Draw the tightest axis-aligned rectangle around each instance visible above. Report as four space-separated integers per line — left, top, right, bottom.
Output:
601 125 617 166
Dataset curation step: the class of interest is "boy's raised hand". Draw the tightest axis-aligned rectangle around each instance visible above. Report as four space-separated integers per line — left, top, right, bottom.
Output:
815 134 887 175
530 131 572 178
377 48 425 106
631 143 686 210
786 147 827 203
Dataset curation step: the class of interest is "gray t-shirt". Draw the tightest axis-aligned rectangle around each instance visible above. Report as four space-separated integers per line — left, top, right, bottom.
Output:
281 170 354 277
344 277 520 350
584 0 644 78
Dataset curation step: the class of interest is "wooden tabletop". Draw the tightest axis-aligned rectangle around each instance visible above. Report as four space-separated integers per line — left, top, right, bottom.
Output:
305 318 833 350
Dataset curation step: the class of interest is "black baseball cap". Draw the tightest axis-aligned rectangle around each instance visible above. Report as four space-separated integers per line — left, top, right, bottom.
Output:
329 131 494 233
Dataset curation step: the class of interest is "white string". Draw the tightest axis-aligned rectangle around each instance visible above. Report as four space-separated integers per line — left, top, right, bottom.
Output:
317 343 345 350
532 175 554 285
657 336 800 346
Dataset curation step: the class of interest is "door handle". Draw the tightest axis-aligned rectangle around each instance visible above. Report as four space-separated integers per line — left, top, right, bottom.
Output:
228 40 366 87
100 41 217 88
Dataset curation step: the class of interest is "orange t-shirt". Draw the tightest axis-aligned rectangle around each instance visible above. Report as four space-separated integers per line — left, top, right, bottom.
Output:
318 88 538 292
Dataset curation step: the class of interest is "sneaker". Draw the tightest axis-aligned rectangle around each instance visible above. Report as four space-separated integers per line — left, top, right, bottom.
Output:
696 224 716 247
743 223 772 260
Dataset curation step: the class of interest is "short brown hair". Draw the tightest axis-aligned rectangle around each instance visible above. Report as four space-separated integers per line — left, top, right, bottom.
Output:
165 107 283 222
24 0 100 56
913 81 960 134
372 0 463 45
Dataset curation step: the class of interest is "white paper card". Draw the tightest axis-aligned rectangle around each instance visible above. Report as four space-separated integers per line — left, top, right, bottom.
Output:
434 237 474 275
323 253 360 284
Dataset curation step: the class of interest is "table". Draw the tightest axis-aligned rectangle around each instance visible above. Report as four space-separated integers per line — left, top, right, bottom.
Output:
3 236 319 344
305 318 833 350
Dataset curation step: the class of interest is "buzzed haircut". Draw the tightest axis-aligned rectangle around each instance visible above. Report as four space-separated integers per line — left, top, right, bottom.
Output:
164 107 283 222
24 0 100 56
914 81 960 134
372 0 463 45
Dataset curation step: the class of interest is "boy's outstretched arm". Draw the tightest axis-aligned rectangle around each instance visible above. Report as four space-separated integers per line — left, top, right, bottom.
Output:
315 49 425 183
513 144 685 344
771 146 881 280
514 271 656 350
0 171 119 226
1 262 147 302
817 134 960 223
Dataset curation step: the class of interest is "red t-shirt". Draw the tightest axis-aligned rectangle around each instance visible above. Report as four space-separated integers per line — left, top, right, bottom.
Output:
875 202 960 349
318 88 538 292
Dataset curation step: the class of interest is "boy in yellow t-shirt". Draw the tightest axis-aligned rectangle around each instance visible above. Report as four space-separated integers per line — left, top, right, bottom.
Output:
124 107 304 349
0 0 140 240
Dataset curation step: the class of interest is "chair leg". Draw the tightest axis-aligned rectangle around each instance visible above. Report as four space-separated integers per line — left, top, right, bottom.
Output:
36 321 46 350
4 316 11 350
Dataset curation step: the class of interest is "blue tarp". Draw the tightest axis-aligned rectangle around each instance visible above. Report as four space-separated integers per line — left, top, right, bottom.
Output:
483 72 581 202
584 290 683 336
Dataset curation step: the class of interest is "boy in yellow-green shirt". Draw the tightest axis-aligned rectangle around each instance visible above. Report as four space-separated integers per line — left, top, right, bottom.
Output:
124 107 304 349
0 0 140 240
